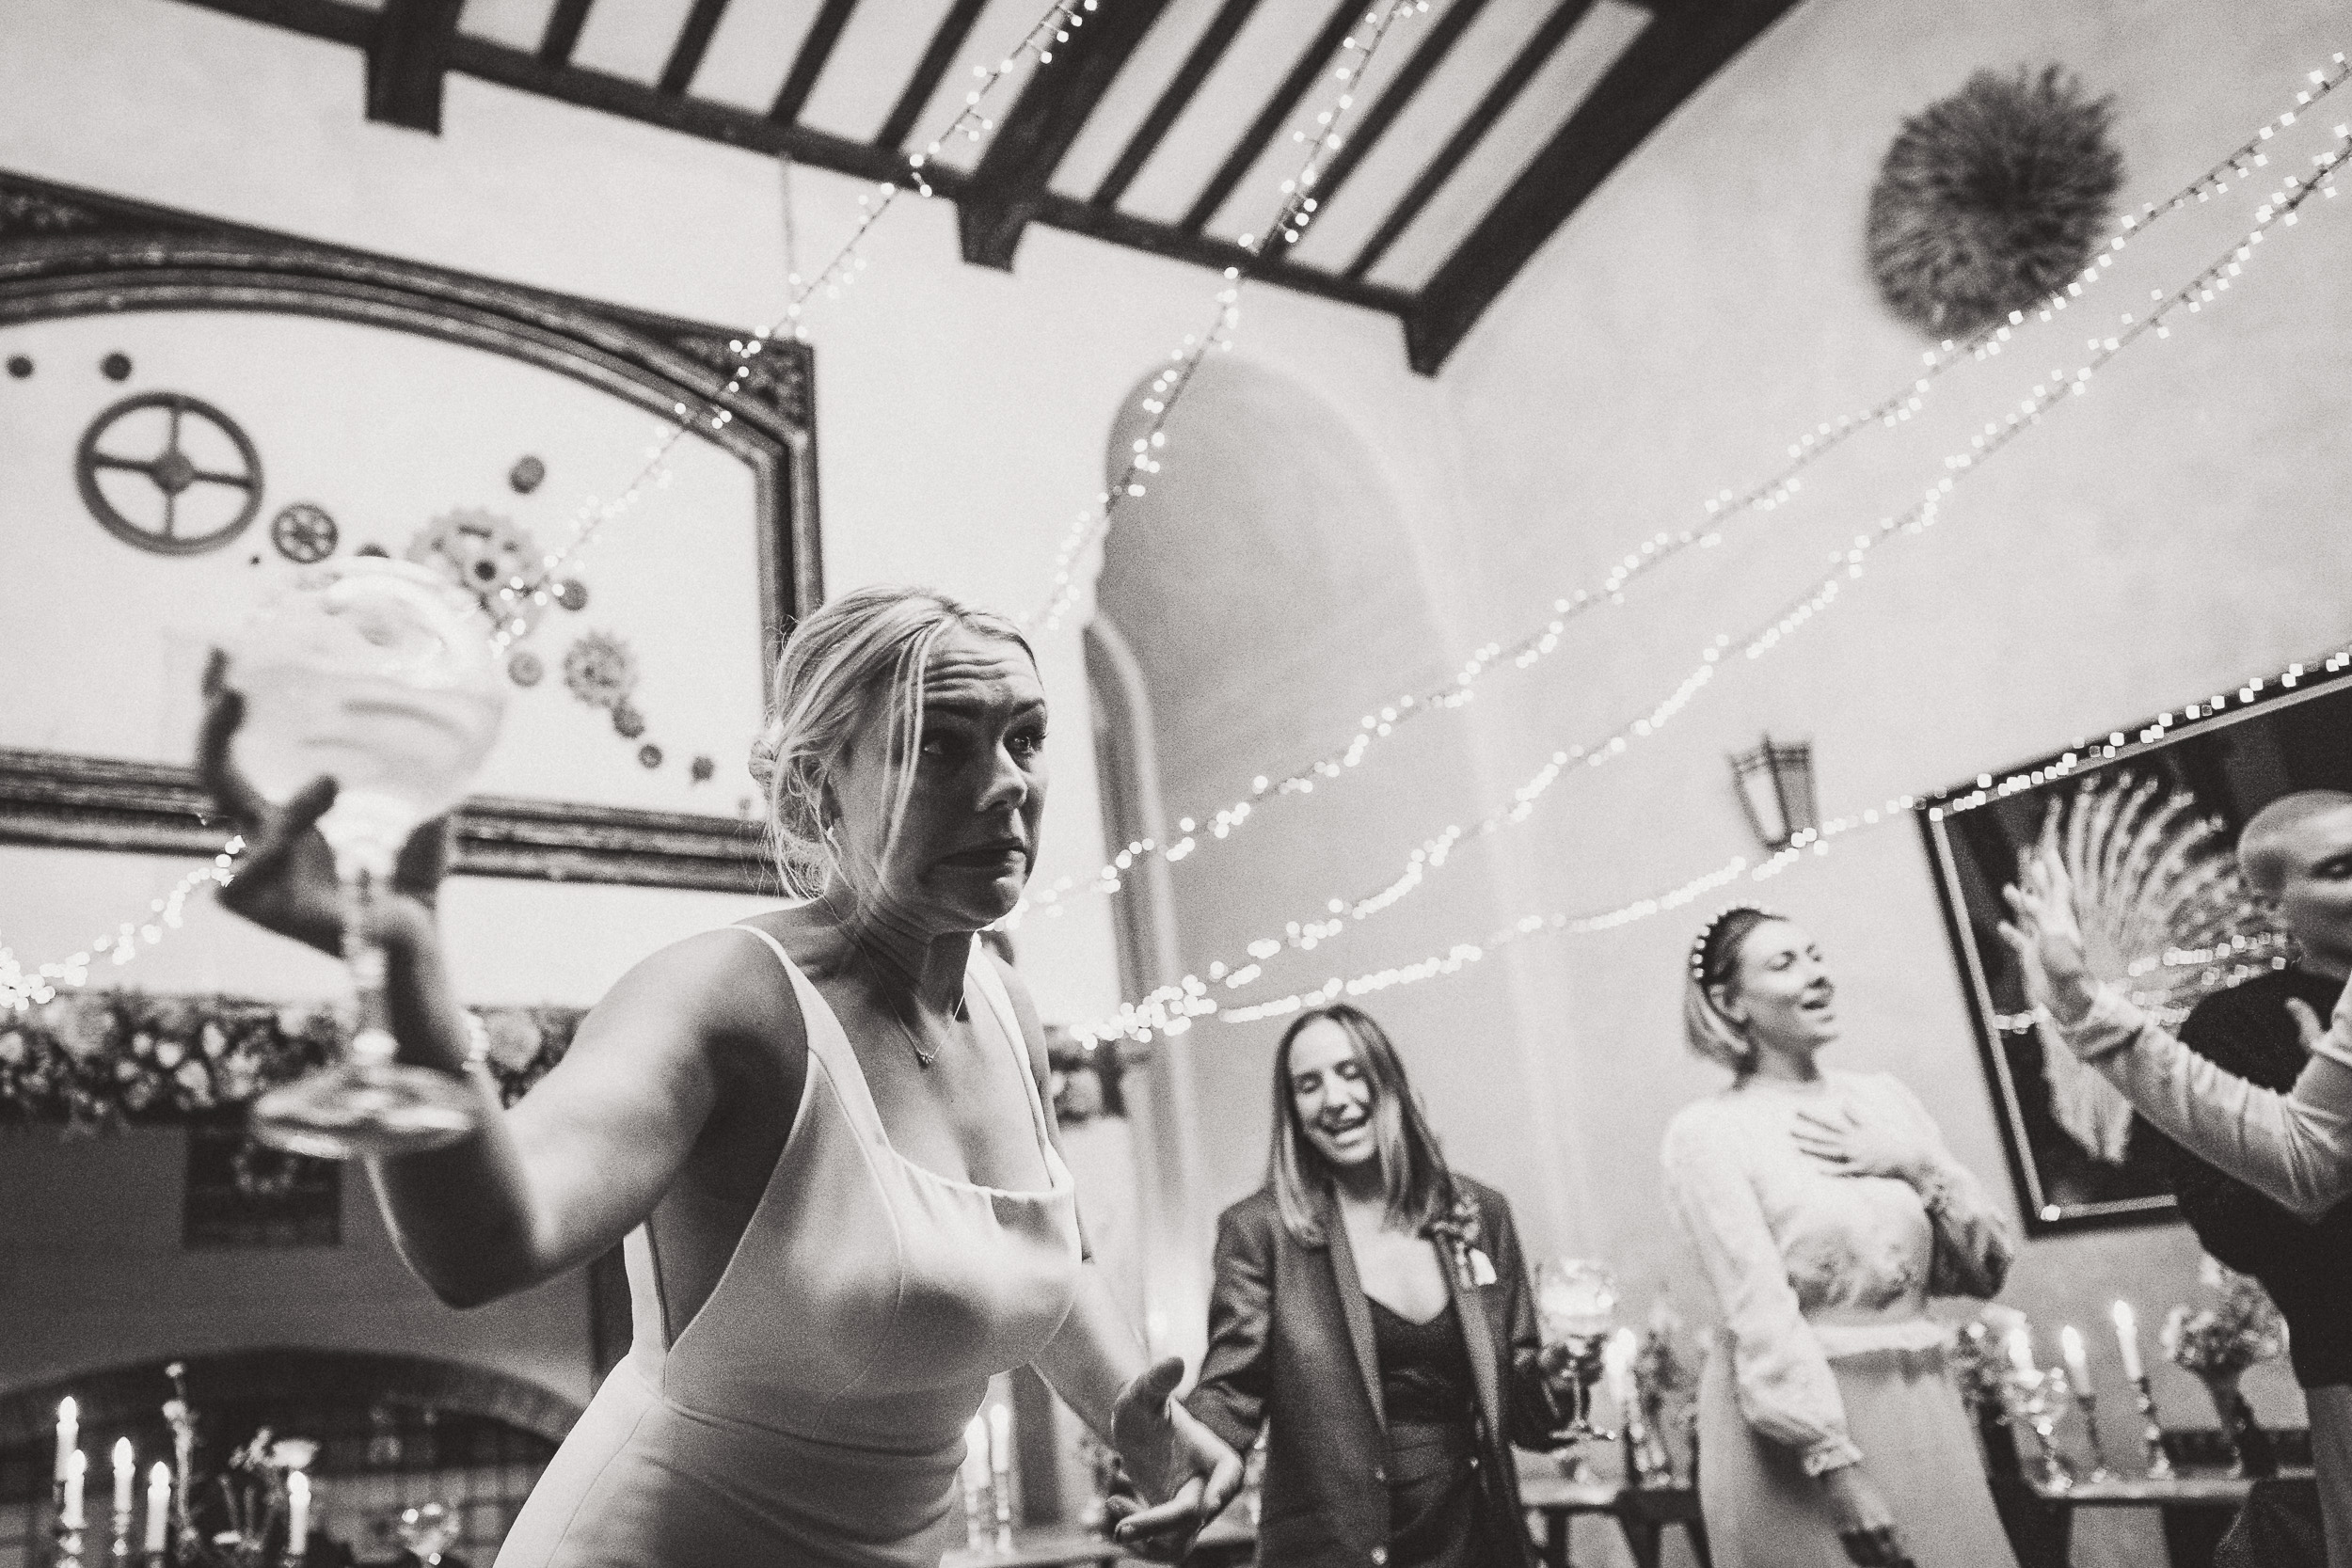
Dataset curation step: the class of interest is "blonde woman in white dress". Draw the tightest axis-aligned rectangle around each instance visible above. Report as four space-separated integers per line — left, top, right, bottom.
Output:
1660 908 2021 1568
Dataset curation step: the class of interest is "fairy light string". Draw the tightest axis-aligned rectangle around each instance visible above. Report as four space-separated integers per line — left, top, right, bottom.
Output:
1079 631 2352 1046
1 842 243 1011
1066 131 2349 1042
1026 0 1430 635
1020 54 2352 915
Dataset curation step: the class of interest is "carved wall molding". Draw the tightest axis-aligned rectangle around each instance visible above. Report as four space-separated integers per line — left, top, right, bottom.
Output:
0 169 808 895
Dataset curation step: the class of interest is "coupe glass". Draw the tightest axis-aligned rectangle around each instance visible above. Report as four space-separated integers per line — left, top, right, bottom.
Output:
227 558 506 1159
1535 1259 1620 1442
395 1500 461 1565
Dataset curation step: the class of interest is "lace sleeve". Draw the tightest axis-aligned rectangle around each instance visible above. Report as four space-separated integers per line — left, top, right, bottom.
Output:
1880 1076 2016 1299
1661 1109 1859 1474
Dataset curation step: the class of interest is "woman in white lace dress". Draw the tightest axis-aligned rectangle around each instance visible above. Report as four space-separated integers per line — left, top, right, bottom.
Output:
1661 908 2020 1568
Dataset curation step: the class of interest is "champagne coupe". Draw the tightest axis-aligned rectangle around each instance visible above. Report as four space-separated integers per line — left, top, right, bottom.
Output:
227 559 506 1159
1535 1259 1620 1443
395 1501 460 1566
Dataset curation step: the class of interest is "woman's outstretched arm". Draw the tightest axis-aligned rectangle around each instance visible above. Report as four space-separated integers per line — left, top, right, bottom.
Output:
2003 847 2352 1219
199 672 754 1306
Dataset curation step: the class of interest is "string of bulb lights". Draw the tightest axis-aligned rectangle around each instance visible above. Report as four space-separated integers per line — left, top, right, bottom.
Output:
1014 53 2352 924
1078 631 2352 1046
1025 0 1430 635
1063 127 2350 1045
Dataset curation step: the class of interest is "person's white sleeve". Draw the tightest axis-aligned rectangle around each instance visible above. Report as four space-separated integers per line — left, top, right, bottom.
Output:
1881 1076 2017 1299
1661 1111 1860 1474
2058 987 2352 1219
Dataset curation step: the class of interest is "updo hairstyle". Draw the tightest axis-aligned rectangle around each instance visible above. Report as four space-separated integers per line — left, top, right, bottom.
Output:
747 585 1034 898
1681 906 1786 1076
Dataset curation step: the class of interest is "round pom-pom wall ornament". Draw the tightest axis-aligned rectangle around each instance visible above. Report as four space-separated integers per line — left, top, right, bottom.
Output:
563 629 639 711
1867 66 2123 338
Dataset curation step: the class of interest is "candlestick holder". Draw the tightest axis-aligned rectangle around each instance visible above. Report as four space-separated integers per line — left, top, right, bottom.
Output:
1621 1394 1676 1490
961 1477 988 1553
991 1473 1013 1553
111 1505 133 1562
54 1526 85 1568
2073 1388 2114 1482
2128 1374 2173 1478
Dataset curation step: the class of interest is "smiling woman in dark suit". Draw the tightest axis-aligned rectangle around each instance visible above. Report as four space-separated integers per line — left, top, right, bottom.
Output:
1188 1004 1565 1568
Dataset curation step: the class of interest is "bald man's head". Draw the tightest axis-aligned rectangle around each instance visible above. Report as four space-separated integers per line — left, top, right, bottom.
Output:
2239 790 2352 895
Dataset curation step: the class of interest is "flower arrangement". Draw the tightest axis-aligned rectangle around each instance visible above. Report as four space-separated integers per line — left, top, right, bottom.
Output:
0 990 582 1128
2161 1260 2286 1378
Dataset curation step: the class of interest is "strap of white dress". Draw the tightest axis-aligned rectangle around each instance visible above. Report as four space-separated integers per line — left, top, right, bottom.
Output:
730 924 890 1151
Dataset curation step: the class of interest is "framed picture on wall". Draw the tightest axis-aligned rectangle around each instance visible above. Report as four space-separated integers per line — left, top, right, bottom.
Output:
1918 656 2352 1235
0 170 820 894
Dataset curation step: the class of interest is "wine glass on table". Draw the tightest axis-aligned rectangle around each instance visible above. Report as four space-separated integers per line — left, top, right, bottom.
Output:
222 558 506 1159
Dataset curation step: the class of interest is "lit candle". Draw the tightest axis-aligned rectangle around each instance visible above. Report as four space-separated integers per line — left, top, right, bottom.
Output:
2007 1323 2037 1376
55 1396 78 1485
2112 1300 2144 1381
988 1403 1011 1487
961 1415 989 1493
1603 1326 1639 1409
2061 1325 2090 1392
286 1471 310 1556
145 1463 170 1554
62 1448 87 1529
113 1438 135 1518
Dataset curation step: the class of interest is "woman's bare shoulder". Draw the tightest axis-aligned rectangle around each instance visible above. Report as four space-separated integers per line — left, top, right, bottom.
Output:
578 915 816 1063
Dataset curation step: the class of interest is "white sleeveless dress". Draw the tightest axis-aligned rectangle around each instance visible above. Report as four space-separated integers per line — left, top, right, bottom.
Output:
496 930 1086 1566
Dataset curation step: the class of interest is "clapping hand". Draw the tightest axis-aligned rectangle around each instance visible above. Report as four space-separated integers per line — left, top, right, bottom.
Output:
1104 1357 1245 1560
1791 1102 1931 1185
1997 847 2098 1028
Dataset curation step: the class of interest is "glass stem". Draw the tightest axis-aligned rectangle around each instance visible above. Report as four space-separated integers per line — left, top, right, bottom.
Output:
341 868 397 1068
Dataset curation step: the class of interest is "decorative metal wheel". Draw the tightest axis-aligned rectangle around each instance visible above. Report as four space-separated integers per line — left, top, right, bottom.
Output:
270 502 340 564
76 391 263 555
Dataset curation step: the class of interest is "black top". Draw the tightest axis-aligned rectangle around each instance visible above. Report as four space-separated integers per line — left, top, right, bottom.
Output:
2136 965 2352 1388
1370 1296 1477 1427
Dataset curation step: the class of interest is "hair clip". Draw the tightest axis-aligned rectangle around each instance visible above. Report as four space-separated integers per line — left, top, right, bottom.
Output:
1689 905 1785 981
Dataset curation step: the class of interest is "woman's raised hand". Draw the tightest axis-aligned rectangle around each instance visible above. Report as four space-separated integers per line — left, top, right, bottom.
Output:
1819 1465 1913 1566
1997 847 2098 1027
1103 1357 1245 1560
198 651 451 957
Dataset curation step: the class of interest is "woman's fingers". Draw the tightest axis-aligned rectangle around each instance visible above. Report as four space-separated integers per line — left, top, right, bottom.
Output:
1110 1477 1205 1553
196 686 268 825
230 776 338 887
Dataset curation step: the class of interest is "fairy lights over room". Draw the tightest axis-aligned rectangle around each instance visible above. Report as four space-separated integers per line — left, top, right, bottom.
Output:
1017 54 2352 923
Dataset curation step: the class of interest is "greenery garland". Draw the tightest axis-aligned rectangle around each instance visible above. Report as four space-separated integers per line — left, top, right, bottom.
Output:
0 990 581 1127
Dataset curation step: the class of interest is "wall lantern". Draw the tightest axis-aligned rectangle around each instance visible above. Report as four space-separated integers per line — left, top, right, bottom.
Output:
1731 735 1819 851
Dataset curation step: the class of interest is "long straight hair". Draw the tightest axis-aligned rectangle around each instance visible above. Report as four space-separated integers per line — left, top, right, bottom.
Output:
1266 1004 1455 1246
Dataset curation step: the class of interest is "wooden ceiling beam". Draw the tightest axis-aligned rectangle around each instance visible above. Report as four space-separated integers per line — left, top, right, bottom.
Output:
1090 0 1261 210
538 0 594 66
957 0 1178 271
657 0 733 96
874 0 992 151
1177 0 1357 236
768 0 861 126
1405 0 1804 372
1305 0 1496 216
363 0 465 132
1343 0 1595 284
1024 189 1416 317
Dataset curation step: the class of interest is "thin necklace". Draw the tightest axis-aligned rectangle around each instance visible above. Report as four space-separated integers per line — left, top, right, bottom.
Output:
882 992 968 1069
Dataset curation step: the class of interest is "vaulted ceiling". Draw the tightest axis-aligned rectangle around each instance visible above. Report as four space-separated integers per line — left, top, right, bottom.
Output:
167 0 1804 372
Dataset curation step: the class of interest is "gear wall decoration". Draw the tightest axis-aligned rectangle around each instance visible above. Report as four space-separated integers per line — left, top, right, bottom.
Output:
269 502 339 564
562 630 639 711
76 391 263 555
1867 66 2123 339
405 508 547 636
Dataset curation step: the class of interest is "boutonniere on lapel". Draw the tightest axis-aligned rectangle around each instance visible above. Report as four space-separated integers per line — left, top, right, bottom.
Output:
1422 1196 1498 1288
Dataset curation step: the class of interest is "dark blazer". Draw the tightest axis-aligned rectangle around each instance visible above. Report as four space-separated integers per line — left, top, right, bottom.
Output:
1188 1176 1558 1568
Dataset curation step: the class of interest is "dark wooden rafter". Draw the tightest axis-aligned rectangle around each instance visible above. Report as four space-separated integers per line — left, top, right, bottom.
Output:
958 0 1178 270
874 0 992 150
538 0 594 65
1406 0 1804 371
1178 0 1358 235
1304 0 1496 215
657 0 732 96
1344 0 1596 282
364 0 465 132
1090 0 1261 209
768 0 862 124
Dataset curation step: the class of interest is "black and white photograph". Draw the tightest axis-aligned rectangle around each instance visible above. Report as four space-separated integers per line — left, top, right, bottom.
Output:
2 4 2348 1568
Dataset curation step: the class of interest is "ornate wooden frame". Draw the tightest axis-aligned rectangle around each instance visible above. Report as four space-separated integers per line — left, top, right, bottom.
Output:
0 169 818 894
